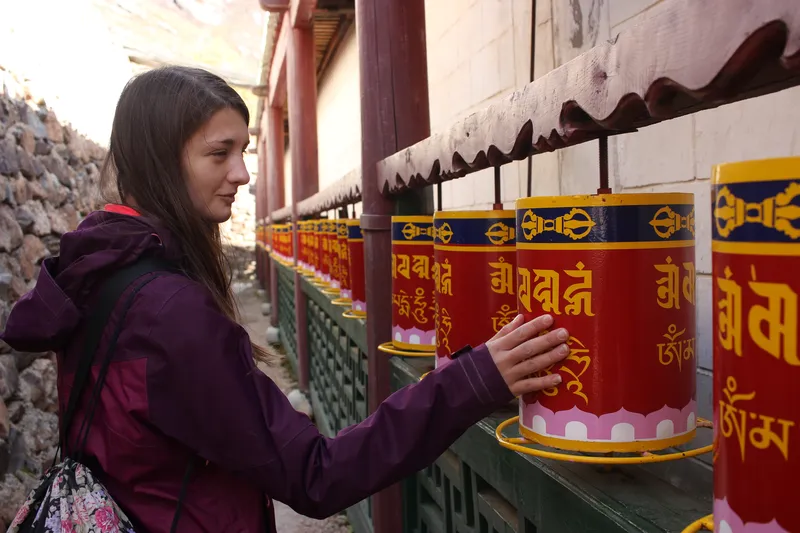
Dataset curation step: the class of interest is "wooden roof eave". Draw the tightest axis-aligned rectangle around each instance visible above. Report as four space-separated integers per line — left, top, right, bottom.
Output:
376 0 800 195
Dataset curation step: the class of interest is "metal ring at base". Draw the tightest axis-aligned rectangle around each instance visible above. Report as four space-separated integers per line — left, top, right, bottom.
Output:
495 416 713 464
681 514 714 533
331 298 353 307
321 288 341 296
419 371 431 381
342 310 366 320
377 341 435 358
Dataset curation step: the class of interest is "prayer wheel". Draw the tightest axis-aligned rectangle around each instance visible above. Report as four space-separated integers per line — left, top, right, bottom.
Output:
270 224 282 262
515 193 697 453
347 220 366 316
309 219 322 280
391 216 435 352
319 220 333 284
712 157 799 533
328 220 341 291
337 220 352 302
433 211 517 368
296 221 310 275
285 223 295 266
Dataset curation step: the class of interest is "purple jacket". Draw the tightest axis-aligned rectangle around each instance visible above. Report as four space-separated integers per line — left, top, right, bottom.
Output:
0 208 513 532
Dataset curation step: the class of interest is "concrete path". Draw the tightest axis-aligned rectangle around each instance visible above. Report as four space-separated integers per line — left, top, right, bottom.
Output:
236 281 353 533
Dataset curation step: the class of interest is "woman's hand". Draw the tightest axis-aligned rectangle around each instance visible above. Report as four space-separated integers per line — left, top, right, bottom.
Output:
485 313 569 397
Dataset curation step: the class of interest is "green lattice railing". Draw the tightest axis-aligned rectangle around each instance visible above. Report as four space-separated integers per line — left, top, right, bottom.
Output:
276 264 298 374
273 261 712 533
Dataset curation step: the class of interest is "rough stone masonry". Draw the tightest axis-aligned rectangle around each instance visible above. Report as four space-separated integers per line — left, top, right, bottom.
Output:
0 66 106 530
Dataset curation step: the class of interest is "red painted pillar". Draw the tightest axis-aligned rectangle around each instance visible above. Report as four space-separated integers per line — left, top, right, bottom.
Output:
356 0 432 531
266 104 286 328
255 138 263 288
259 136 271 292
287 20 318 392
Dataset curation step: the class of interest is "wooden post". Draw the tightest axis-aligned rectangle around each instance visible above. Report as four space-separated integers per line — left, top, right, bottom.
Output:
287 21 318 393
257 137 269 291
357 0 432 531
266 104 285 328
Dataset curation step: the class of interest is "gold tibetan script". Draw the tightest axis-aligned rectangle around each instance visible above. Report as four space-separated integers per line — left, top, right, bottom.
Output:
393 290 410 318
491 304 516 333
655 257 695 309
520 208 595 241
715 265 799 366
536 335 591 405
433 260 453 296
517 262 594 316
437 306 452 354
657 324 695 371
393 253 411 279
649 206 696 238
412 287 429 325
533 269 560 314
412 255 430 279
564 261 594 316
748 266 798 366
489 257 514 295
719 376 794 462
714 182 800 239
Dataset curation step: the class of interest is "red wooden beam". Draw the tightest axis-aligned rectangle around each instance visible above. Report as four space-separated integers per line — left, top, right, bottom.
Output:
265 104 285 328
287 21 319 392
268 12 290 108
258 0 289 11
290 0 316 28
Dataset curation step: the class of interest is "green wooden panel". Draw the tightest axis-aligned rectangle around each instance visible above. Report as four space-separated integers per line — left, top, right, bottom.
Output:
276 262 297 367
390 358 712 533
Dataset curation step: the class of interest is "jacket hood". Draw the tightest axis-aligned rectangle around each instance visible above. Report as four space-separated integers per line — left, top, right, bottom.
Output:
0 206 180 353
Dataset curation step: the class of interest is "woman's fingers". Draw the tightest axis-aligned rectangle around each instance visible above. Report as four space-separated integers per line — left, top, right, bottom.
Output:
509 372 563 397
488 313 524 343
507 326 569 365
506 342 570 382
494 313 554 351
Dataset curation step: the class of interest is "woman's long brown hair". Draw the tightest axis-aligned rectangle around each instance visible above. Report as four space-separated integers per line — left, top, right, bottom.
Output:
100 65 273 364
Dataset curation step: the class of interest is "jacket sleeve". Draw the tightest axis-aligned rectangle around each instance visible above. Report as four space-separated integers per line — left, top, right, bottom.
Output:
144 282 513 519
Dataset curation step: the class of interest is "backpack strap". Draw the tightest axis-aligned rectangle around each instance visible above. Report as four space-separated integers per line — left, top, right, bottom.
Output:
56 255 195 532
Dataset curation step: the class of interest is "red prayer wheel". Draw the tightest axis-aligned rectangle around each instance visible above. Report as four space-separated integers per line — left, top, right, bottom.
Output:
319 220 333 284
270 224 282 262
297 220 308 273
433 211 517 369
290 223 294 266
712 157 800 533
268 224 274 255
391 216 435 352
328 220 341 291
347 220 366 315
337 220 352 301
516 193 697 453
309 219 321 280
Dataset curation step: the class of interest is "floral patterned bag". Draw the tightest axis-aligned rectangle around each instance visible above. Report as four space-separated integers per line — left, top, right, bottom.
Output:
7 257 193 533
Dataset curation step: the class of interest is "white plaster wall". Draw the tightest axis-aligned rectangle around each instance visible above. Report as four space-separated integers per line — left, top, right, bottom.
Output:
316 26 361 191
425 0 535 211
284 145 293 209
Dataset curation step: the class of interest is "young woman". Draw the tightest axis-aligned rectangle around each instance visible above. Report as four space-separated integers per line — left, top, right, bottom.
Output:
0 66 570 532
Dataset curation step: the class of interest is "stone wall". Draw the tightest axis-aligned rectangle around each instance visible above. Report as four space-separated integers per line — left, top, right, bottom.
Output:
0 67 105 529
